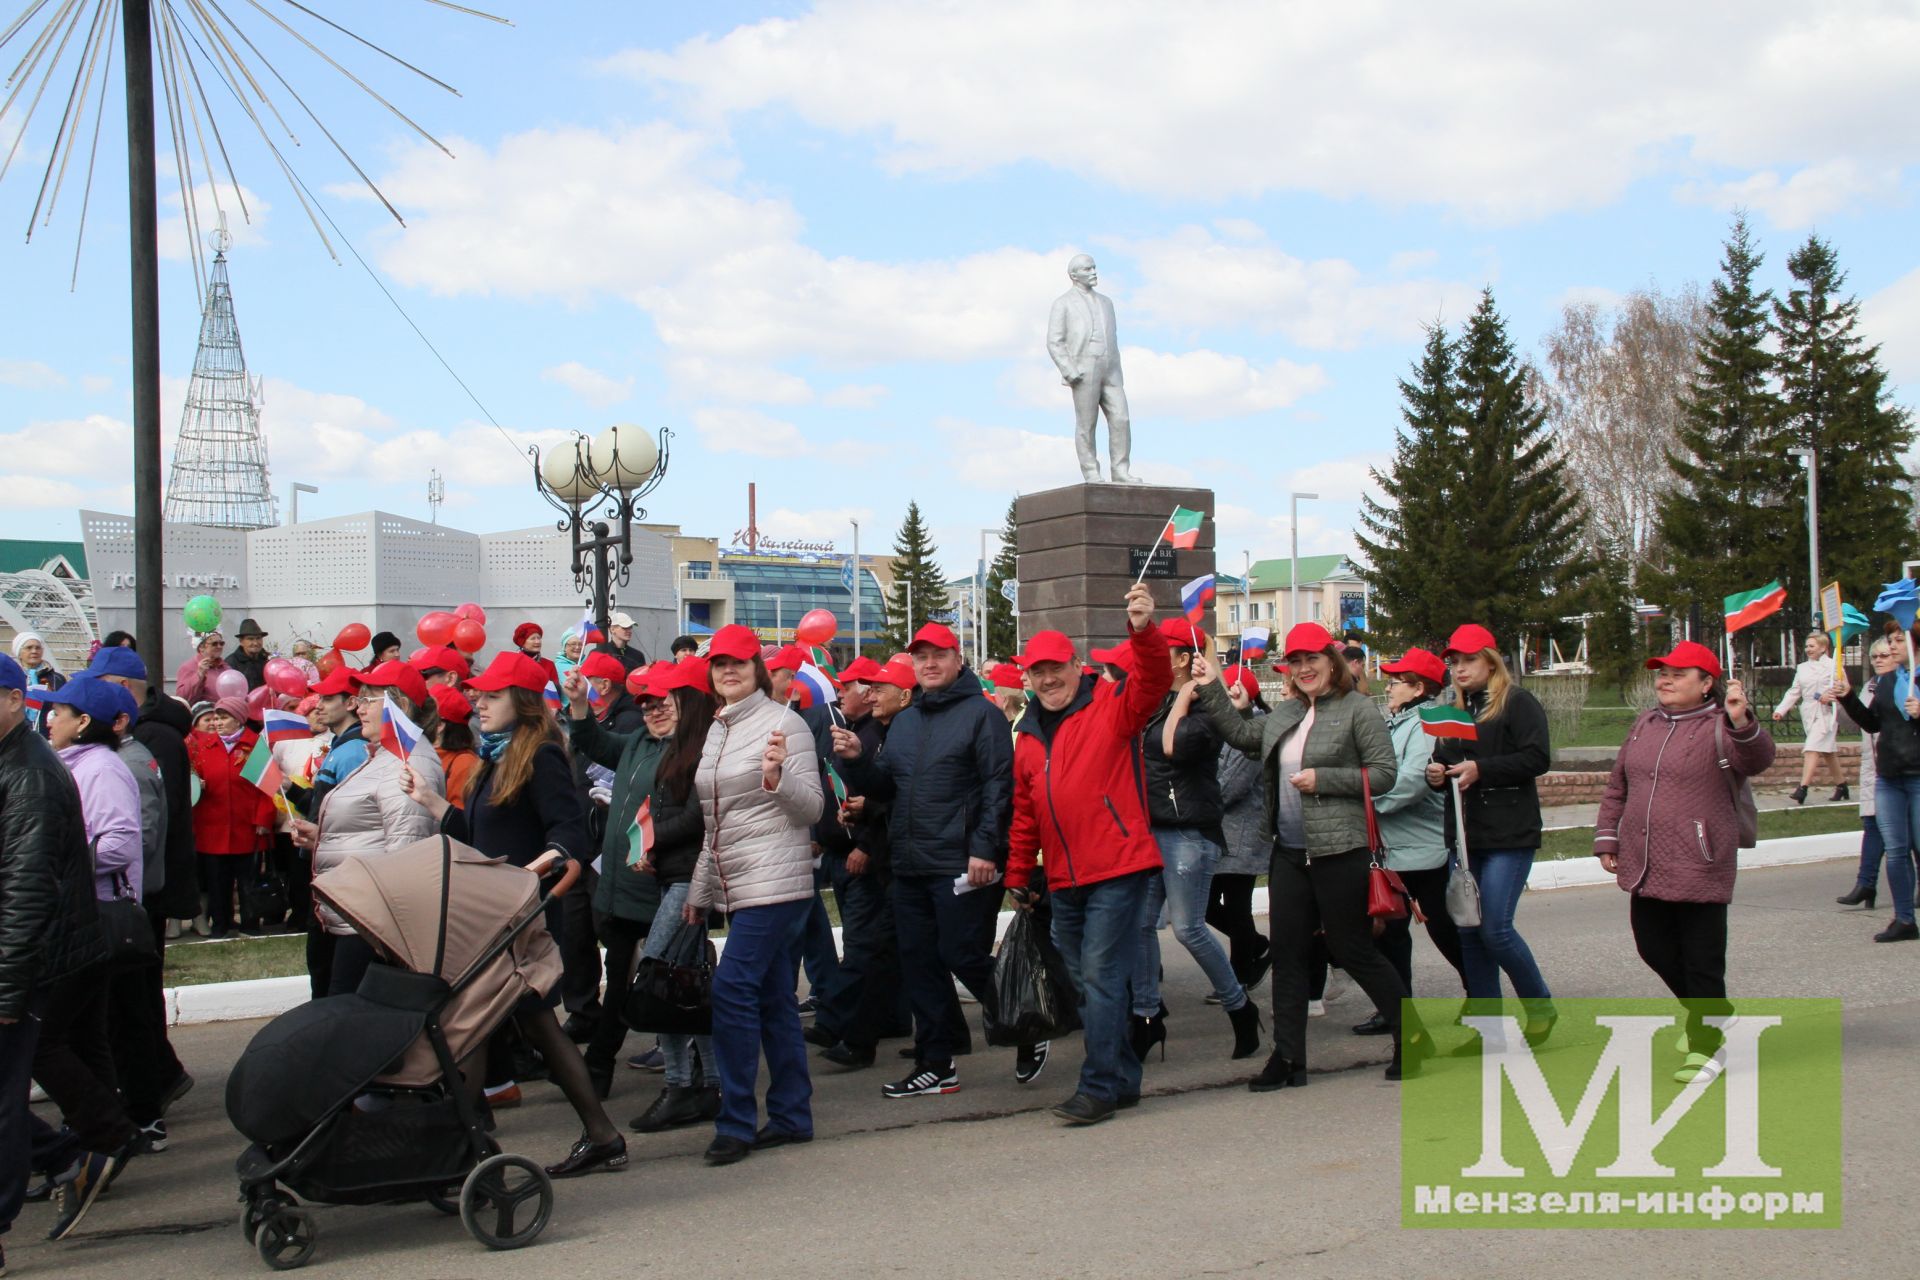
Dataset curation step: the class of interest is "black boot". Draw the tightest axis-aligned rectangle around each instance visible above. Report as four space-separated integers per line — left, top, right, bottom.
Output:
1873 918 1919 943
630 1085 707 1133
1790 785 1809 805
1248 1051 1306 1093
1831 784 1850 803
1129 1014 1167 1063
1227 1003 1263 1060
1836 884 1877 909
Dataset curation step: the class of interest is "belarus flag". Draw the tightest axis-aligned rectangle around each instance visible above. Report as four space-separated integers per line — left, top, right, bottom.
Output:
625 797 655 867
380 692 424 760
262 708 311 747
1181 573 1216 623
1163 506 1205 550
1239 626 1271 661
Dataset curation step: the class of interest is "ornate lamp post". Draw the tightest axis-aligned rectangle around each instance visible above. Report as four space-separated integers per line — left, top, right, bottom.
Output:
531 424 673 630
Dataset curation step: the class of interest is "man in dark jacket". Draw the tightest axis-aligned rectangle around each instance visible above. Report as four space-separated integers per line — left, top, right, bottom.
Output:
592 612 646 675
229 619 272 690
833 623 1014 1098
0 653 115 1252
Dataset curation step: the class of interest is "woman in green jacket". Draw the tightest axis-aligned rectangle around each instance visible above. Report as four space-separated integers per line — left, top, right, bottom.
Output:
1193 623 1432 1090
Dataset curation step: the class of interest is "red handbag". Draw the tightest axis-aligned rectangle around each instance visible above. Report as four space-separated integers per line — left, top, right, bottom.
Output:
1361 771 1409 920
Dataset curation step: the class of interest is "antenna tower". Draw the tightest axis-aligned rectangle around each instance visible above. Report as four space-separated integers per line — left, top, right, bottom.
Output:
163 222 278 529
428 470 446 524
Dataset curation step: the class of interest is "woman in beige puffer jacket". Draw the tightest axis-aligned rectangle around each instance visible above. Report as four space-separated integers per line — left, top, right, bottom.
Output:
684 626 823 1166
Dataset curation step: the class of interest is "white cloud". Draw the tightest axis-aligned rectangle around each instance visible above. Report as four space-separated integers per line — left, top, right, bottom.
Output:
692 407 816 458
760 505 874 541
541 361 635 408
80 374 113 396
0 359 65 390
1554 285 1627 313
614 1 1920 223
1214 501 1356 564
1118 225 1483 349
1010 345 1327 419
822 383 888 409
158 183 269 263
669 357 815 405
955 424 1081 491
1677 159 1904 229
1864 266 1920 386
0 414 137 509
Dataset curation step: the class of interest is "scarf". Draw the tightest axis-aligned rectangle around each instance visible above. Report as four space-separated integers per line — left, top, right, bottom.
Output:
478 729 512 761
220 728 246 750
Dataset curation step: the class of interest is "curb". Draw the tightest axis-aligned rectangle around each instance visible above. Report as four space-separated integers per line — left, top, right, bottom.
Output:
168 831 1860 1028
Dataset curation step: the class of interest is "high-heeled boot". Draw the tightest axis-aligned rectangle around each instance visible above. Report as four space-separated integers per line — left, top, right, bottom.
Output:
1248 1050 1306 1093
1227 1002 1263 1060
1836 883 1877 909
1129 1013 1167 1062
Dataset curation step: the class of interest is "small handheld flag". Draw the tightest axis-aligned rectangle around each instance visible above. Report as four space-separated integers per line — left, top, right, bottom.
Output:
261 708 312 747
239 734 285 795
1873 578 1920 632
579 609 606 646
826 759 849 810
22 690 42 728
793 662 838 711
1239 625 1270 661
625 797 655 867
1418 705 1479 740
380 693 424 760
1180 573 1216 624
1163 506 1205 550
1723 580 1786 634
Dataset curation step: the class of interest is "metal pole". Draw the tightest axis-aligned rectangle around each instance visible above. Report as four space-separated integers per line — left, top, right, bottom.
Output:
775 594 782 642
1290 491 1319 630
125 0 164 660
851 518 861 658
979 528 988 668
1806 452 1822 630
590 523 612 634
288 482 317 525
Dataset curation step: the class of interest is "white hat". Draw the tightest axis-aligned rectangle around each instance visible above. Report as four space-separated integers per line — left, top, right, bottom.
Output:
608 611 636 629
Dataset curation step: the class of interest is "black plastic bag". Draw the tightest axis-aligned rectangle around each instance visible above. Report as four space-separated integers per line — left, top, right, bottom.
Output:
984 910 1082 1047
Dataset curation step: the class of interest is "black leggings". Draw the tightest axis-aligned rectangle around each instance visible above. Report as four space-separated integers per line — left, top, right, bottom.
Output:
1269 845 1414 1066
1205 873 1271 980
1376 865 1467 992
1630 895 1730 1056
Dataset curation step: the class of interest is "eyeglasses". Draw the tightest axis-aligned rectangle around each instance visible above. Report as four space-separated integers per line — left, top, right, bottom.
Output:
350 693 387 705
641 701 674 715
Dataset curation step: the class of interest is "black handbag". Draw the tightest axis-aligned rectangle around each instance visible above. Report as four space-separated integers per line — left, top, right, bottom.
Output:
623 925 715 1035
239 849 289 926
87 837 157 970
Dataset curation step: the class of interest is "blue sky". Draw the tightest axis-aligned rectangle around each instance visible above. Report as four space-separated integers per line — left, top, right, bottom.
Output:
3 1 1917 578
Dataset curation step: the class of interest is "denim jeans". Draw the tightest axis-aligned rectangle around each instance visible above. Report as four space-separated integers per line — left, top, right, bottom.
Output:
710 897 813 1141
642 883 718 1089
1051 871 1151 1102
1871 776 1920 923
1458 847 1554 1013
1135 829 1246 1015
1856 815 1885 891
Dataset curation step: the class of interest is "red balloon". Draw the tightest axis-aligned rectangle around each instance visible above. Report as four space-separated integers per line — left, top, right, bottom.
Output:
417 611 458 648
454 602 487 625
333 622 372 652
263 657 309 698
451 619 487 654
795 608 837 646
315 649 342 676
247 685 277 717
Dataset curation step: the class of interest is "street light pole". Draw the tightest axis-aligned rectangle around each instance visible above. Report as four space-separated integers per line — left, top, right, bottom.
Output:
124 0 164 665
851 518 861 658
532 424 672 634
1290 492 1319 630
1787 447 1821 628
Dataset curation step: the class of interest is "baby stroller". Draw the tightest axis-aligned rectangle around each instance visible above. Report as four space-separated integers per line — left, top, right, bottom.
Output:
225 834 578 1269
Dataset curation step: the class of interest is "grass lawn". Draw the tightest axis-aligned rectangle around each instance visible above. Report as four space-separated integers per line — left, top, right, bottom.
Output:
1538 803 1861 861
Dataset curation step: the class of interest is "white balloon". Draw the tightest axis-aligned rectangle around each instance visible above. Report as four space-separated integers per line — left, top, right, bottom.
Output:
540 436 597 504
590 423 658 491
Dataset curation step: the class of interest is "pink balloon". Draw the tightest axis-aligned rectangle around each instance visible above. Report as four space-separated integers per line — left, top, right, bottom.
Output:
212 669 250 700
454 602 487 625
247 685 276 717
263 657 309 698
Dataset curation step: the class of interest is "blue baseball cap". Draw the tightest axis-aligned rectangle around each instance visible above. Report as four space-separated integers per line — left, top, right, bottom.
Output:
0 654 23 693
97 679 140 728
87 647 148 681
39 675 128 726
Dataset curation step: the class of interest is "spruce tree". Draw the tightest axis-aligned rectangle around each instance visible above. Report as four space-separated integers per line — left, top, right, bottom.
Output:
1451 288 1591 643
984 497 1020 660
1356 323 1470 649
1647 215 1796 626
1773 234 1916 621
879 501 948 653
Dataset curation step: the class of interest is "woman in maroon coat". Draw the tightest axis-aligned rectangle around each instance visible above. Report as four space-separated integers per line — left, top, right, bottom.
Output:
186 694 276 936
1593 642 1773 1084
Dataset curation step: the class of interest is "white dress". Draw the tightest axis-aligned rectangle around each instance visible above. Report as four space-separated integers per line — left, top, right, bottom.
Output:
1777 658 1839 753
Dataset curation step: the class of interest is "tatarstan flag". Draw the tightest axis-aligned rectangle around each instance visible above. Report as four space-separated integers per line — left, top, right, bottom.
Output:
239 734 284 795
625 797 654 868
1723 580 1786 634
1418 705 1479 741
1163 506 1205 550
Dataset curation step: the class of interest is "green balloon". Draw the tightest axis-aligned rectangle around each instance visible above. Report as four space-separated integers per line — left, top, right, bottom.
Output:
183 595 223 633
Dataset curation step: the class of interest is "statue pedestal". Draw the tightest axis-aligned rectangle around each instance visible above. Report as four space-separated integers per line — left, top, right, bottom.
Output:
1014 482 1216 659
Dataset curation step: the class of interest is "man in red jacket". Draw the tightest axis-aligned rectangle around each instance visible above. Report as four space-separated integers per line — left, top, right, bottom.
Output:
1007 582 1169 1124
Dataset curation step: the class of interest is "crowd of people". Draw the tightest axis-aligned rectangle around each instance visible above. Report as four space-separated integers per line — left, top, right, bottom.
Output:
10 584 1916 1265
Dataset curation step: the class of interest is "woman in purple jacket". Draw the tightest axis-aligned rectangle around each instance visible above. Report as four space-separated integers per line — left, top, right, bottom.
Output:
1593 642 1773 1084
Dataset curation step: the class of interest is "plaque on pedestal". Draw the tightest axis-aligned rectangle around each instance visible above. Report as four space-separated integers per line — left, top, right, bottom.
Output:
1014 483 1216 659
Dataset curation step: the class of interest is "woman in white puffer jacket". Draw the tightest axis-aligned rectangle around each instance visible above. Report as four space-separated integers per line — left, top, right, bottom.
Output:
683 625 823 1166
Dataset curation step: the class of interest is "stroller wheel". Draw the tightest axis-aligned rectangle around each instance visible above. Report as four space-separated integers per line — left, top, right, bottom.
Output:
255 1207 317 1270
425 1184 461 1216
459 1154 553 1250
241 1195 287 1245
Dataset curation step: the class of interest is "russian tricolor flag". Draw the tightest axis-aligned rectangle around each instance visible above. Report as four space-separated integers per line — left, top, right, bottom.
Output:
23 690 42 727
381 693 424 760
262 708 312 747
1240 625 1270 661
1181 573 1216 624
579 610 606 646
792 662 838 711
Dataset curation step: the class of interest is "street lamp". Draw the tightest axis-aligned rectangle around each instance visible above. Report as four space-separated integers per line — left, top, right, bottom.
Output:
531 423 673 631
980 528 999 668
1290 492 1319 629
1786 447 1821 629
850 518 861 657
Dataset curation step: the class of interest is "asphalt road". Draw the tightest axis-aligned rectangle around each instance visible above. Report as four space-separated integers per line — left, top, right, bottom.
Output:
14 857 1917 1280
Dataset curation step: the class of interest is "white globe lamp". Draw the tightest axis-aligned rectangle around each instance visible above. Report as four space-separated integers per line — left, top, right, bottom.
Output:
540 436 597 506
590 423 659 492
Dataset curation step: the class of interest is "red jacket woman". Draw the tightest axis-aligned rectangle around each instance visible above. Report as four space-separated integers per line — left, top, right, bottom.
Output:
186 725 276 856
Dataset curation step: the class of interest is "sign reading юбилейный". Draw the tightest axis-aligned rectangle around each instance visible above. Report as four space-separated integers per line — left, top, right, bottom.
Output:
1401 998 1841 1229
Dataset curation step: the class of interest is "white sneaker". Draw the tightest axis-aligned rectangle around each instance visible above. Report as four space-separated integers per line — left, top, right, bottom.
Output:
29 1083 48 1104
1307 999 1326 1018
191 914 212 937
164 918 182 941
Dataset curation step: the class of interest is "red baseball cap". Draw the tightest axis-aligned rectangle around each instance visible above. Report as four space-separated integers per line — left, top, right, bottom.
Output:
410 645 471 680
1381 647 1446 686
1442 623 1499 659
706 624 762 662
1281 622 1334 658
987 661 1026 691
1159 618 1210 651
577 652 627 683
431 684 473 723
1646 641 1724 680
466 651 552 693
765 645 808 674
868 659 917 690
908 622 960 652
1223 664 1262 700
1090 643 1135 674
310 666 362 697
839 656 885 685
358 660 429 708
1013 631 1076 668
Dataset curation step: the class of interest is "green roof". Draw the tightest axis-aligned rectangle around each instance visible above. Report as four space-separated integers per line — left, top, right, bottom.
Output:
0 539 87 577
1247 555 1355 591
